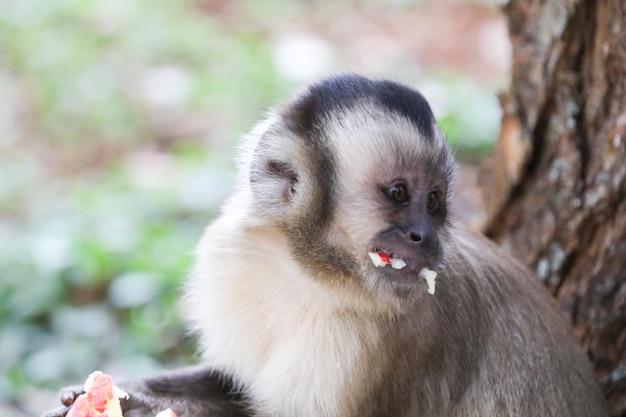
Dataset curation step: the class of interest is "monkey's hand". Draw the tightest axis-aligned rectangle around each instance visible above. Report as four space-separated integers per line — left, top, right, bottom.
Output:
42 384 84 417
42 367 249 417
42 382 161 417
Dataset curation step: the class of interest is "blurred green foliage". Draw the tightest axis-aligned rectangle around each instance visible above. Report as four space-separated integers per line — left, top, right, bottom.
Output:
0 1 289 414
0 0 502 415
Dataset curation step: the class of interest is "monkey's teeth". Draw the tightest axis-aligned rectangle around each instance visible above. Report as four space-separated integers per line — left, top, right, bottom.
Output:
419 268 438 295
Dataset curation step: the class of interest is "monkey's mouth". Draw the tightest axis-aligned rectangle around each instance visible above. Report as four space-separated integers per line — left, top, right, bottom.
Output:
367 247 439 293
368 250 407 270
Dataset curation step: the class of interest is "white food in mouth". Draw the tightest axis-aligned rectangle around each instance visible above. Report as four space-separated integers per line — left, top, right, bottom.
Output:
390 258 407 269
367 251 406 270
368 251 387 267
419 268 438 295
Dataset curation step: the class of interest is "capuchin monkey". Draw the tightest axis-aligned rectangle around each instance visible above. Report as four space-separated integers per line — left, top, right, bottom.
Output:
46 74 609 417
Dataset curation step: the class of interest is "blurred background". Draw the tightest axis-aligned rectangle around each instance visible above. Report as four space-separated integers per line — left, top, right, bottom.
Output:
0 0 509 415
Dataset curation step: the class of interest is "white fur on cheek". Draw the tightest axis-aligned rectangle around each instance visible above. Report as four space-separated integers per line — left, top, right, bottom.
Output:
183 194 384 417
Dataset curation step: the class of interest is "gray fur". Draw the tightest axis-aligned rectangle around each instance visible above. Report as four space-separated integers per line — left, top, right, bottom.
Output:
45 74 608 417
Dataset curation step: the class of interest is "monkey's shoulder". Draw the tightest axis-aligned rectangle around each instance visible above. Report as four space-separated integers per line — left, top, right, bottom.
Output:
437 228 563 325
444 229 539 289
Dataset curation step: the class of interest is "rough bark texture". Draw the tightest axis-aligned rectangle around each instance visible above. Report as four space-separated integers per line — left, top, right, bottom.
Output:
485 0 626 415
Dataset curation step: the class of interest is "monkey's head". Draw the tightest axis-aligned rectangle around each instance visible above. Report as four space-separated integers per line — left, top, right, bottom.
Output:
244 74 456 307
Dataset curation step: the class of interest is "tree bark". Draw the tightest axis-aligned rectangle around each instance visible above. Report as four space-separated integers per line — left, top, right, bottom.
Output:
484 0 626 415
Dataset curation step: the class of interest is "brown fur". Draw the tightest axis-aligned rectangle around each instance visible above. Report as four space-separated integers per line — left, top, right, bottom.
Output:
45 74 608 417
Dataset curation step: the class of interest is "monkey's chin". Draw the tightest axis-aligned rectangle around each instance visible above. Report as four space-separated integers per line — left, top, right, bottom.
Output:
377 268 424 294
367 255 437 296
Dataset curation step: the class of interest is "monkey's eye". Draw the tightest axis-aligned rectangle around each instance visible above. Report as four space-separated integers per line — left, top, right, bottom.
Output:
427 191 441 212
386 183 410 206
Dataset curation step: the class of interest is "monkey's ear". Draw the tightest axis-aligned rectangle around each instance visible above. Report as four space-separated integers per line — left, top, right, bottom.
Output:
266 160 298 198
249 154 300 209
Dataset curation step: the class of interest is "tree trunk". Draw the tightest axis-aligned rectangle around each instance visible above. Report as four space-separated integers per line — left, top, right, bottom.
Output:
483 0 626 415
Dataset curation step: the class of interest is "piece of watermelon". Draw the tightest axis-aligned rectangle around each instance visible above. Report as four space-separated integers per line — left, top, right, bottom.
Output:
66 371 127 417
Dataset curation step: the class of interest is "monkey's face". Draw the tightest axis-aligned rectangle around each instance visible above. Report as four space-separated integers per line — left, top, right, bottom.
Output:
246 75 455 304
327 111 454 298
364 172 448 293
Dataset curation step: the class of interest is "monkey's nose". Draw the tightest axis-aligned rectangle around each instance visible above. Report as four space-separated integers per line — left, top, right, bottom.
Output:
403 225 436 249
409 232 422 243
